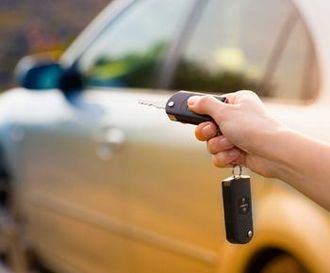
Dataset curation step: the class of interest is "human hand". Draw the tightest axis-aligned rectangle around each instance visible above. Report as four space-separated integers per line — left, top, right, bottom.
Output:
188 91 285 177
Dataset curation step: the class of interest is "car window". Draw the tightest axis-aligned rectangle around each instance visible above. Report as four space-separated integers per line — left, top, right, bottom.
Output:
267 19 318 101
77 0 192 89
170 0 317 101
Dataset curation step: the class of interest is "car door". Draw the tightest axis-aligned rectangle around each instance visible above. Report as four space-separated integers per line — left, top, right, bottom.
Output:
21 1 195 273
71 0 320 273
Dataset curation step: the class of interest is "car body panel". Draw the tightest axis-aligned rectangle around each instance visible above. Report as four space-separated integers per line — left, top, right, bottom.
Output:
1 0 330 272
2 86 330 272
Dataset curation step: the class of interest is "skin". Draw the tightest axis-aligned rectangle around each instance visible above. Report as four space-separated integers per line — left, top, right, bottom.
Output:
188 90 330 211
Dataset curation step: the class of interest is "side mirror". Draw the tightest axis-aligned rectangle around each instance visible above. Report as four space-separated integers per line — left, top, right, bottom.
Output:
15 53 64 90
15 53 83 93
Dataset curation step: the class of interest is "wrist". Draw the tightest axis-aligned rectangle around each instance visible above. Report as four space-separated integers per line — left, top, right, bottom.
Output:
248 117 287 156
257 122 290 159
257 125 303 180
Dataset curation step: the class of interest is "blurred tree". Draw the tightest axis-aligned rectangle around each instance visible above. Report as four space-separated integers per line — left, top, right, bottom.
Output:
0 0 110 90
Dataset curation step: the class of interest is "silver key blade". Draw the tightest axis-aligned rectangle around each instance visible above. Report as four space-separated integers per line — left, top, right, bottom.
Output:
138 99 165 109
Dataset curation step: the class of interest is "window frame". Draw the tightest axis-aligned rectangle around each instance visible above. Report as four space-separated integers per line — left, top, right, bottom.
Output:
66 0 201 91
155 0 210 90
287 2 320 103
259 1 320 104
166 0 320 104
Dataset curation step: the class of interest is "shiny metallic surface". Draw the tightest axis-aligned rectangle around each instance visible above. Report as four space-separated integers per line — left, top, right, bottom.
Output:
0 0 329 273
138 99 166 109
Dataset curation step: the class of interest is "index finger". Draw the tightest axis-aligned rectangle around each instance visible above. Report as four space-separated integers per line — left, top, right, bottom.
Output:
195 121 218 141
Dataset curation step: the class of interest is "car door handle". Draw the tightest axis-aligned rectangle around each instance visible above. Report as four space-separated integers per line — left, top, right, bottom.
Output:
97 127 126 159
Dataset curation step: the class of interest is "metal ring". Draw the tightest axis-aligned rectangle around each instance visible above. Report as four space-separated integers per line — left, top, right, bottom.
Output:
232 165 242 179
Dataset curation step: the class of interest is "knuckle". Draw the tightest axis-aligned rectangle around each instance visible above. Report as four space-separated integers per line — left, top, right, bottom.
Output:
239 90 259 99
212 154 227 168
244 90 255 95
207 137 221 154
238 90 254 95
198 95 213 107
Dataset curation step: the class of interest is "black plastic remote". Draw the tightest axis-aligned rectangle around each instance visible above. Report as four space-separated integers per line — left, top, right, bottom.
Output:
222 175 254 244
165 91 227 125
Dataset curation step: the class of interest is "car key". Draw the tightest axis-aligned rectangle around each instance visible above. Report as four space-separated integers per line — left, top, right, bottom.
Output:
222 166 253 244
139 91 254 244
139 90 227 125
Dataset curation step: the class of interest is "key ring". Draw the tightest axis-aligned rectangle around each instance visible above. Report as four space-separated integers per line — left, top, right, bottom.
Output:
232 165 242 179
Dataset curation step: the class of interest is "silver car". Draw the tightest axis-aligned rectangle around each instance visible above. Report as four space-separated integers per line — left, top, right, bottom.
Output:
0 0 329 272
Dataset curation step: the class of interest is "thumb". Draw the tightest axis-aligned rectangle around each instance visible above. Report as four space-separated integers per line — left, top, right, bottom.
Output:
187 95 227 119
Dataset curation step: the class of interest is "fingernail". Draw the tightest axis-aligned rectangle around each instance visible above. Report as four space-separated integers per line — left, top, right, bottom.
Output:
187 96 198 106
228 149 240 158
201 124 214 138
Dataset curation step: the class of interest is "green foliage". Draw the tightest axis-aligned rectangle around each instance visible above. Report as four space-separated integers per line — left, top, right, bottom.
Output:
85 42 167 88
171 59 273 97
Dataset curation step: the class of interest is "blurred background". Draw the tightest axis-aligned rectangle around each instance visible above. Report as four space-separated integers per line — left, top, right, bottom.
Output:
0 0 109 90
0 1 329 273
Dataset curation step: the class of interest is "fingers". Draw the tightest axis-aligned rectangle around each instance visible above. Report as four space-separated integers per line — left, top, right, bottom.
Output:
207 135 239 167
188 90 260 111
207 135 234 154
195 122 234 152
188 95 227 119
195 122 218 141
211 148 242 167
223 90 260 104
189 90 261 170
195 123 241 167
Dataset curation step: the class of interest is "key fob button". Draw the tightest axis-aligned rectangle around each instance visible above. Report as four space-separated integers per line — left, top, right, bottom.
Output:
239 196 250 215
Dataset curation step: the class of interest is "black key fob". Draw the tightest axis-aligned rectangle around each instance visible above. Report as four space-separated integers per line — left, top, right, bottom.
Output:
222 175 254 244
165 91 227 125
